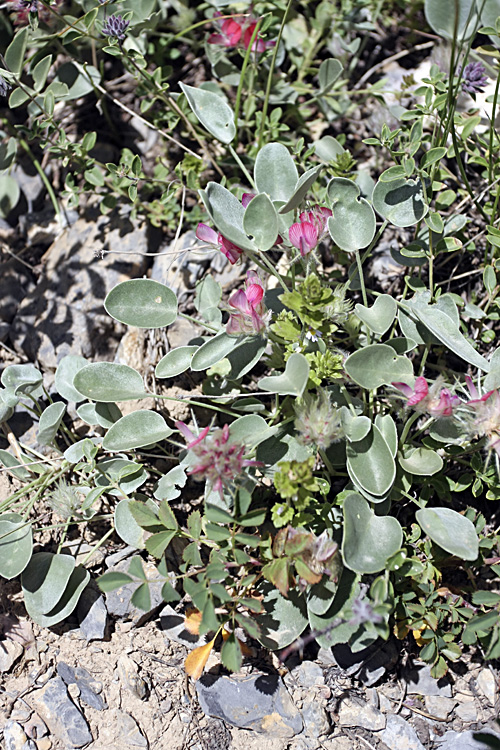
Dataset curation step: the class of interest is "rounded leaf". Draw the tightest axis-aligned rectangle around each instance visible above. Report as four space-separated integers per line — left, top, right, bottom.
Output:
1 364 43 395
0 513 33 579
227 336 267 379
200 182 256 252
104 279 177 329
318 58 343 93
22 552 89 627
180 82 235 144
37 402 66 446
54 355 88 402
355 295 397 335
345 344 413 389
256 584 308 649
102 411 173 451
229 415 273 448
74 363 147 402
399 447 443 476
191 332 238 371
342 493 403 574
416 507 479 560
0 175 20 219
243 193 279 251
254 142 298 203
424 0 477 41
258 353 310 397
155 346 198 378
347 424 396 497
114 497 151 549
327 177 376 251
279 166 323 214
372 176 428 227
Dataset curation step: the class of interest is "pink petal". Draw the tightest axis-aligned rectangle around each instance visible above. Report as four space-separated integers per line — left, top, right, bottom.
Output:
176 421 210 448
226 313 245 335
392 382 414 398
207 33 233 46
219 236 243 264
229 289 252 315
289 221 319 255
241 193 255 208
245 283 264 308
196 223 218 244
407 377 428 406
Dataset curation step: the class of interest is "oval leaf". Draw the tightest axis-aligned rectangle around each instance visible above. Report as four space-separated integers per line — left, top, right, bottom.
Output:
200 182 256 252
327 177 376 252
37 402 66 446
243 193 279 251
399 447 443 476
54 355 88 402
74 363 147 402
416 507 479 560
191 332 238 371
424 0 477 41
22 552 89 627
105 279 178 329
0 513 33 579
347 424 396 497
180 83 235 144
103 411 173 451
279 166 323 214
342 493 403 574
155 346 198 378
254 142 299 202
372 176 428 227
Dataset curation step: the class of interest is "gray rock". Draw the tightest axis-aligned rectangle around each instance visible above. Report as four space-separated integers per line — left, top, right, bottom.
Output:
380 714 426 750
0 639 24 673
57 661 107 710
116 654 148 700
3 720 36 750
301 696 330 737
455 697 478 723
77 584 108 641
337 697 386 730
105 545 136 568
477 669 497 706
0 260 31 342
196 673 303 737
290 661 325 687
160 604 206 649
105 559 164 624
326 639 398 686
28 676 92 747
404 662 453 698
424 695 457 720
437 729 500 750
115 711 148 748
9 207 152 369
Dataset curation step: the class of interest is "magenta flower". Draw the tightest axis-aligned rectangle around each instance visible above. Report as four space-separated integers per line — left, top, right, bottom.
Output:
176 421 262 494
227 271 267 336
299 205 332 235
289 221 319 257
208 12 275 53
393 376 459 417
196 223 244 265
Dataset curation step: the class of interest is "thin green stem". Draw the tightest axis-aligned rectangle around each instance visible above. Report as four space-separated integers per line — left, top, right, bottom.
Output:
228 144 256 188
399 411 421 447
234 20 261 130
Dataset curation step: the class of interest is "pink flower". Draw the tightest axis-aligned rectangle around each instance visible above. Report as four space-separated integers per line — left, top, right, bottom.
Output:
393 377 459 417
299 205 332 236
289 221 319 257
196 223 244 265
175 421 262 494
227 271 267 335
208 12 275 52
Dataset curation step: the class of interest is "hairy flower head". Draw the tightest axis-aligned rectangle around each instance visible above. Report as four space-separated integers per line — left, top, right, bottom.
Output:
295 389 344 450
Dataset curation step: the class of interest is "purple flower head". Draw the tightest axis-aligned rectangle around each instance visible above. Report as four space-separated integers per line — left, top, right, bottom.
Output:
195 222 244 264
299 205 332 237
226 270 267 336
176 421 262 494
461 62 488 95
102 14 129 41
393 376 459 418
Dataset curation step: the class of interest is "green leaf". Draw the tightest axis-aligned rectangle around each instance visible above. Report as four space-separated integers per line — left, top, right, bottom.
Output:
307 567 359 648
279 166 323 214
424 0 477 41
104 279 178 329
221 633 242 672
74 363 147 402
399 447 443 476
347 425 396 497
1 364 42 396
0 176 21 219
155 347 198 378
97 571 134 592
158 500 178 530
374 414 398 457
54 355 88 402
154 466 187 502
180 82 235 144
355 295 397 335
37 402 66 446
258 353 310 397
114 497 152 549
21 552 89 627
131 582 151 611
254 142 298 202
327 177 376 252
416 507 479 560
0 450 32 481
191 332 239 371
307 576 342 616
229 415 273 448
32 54 52 92
256 584 308 649
372 176 428 227
0 513 33 579
344 344 413 388
409 304 489 371
243 193 279 251
318 58 343 93
227 336 267 379
200 182 256 252
102 411 173 451
145 530 177 557
420 146 447 168
5 27 28 77
342 493 403 574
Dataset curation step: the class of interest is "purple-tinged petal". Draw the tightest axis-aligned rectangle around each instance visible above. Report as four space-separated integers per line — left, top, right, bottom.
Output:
196 223 219 244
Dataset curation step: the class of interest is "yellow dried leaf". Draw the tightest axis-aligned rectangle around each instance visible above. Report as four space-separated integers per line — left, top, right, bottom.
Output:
394 621 409 640
184 608 203 635
412 628 425 647
184 638 215 681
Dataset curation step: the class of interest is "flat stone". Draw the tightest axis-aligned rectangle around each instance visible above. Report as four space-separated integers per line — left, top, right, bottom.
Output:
321 737 354 750
337 697 386 730
116 711 148 748
196 673 303 738
327 639 398 686
404 662 453 697
380 714 426 750
116 654 148 700
77 584 108 641
0 640 24 673
3 720 36 750
455 697 478 723
160 605 206 649
290 661 325 687
477 670 497 706
437 729 500 750
424 695 457 720
105 559 164 624
57 661 107 710
301 696 330 737
28 676 92 747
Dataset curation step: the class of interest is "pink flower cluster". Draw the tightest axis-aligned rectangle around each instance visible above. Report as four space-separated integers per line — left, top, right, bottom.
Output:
208 12 275 53
176 421 261 494
393 377 459 418
288 205 332 257
9 0 61 25
227 270 267 336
